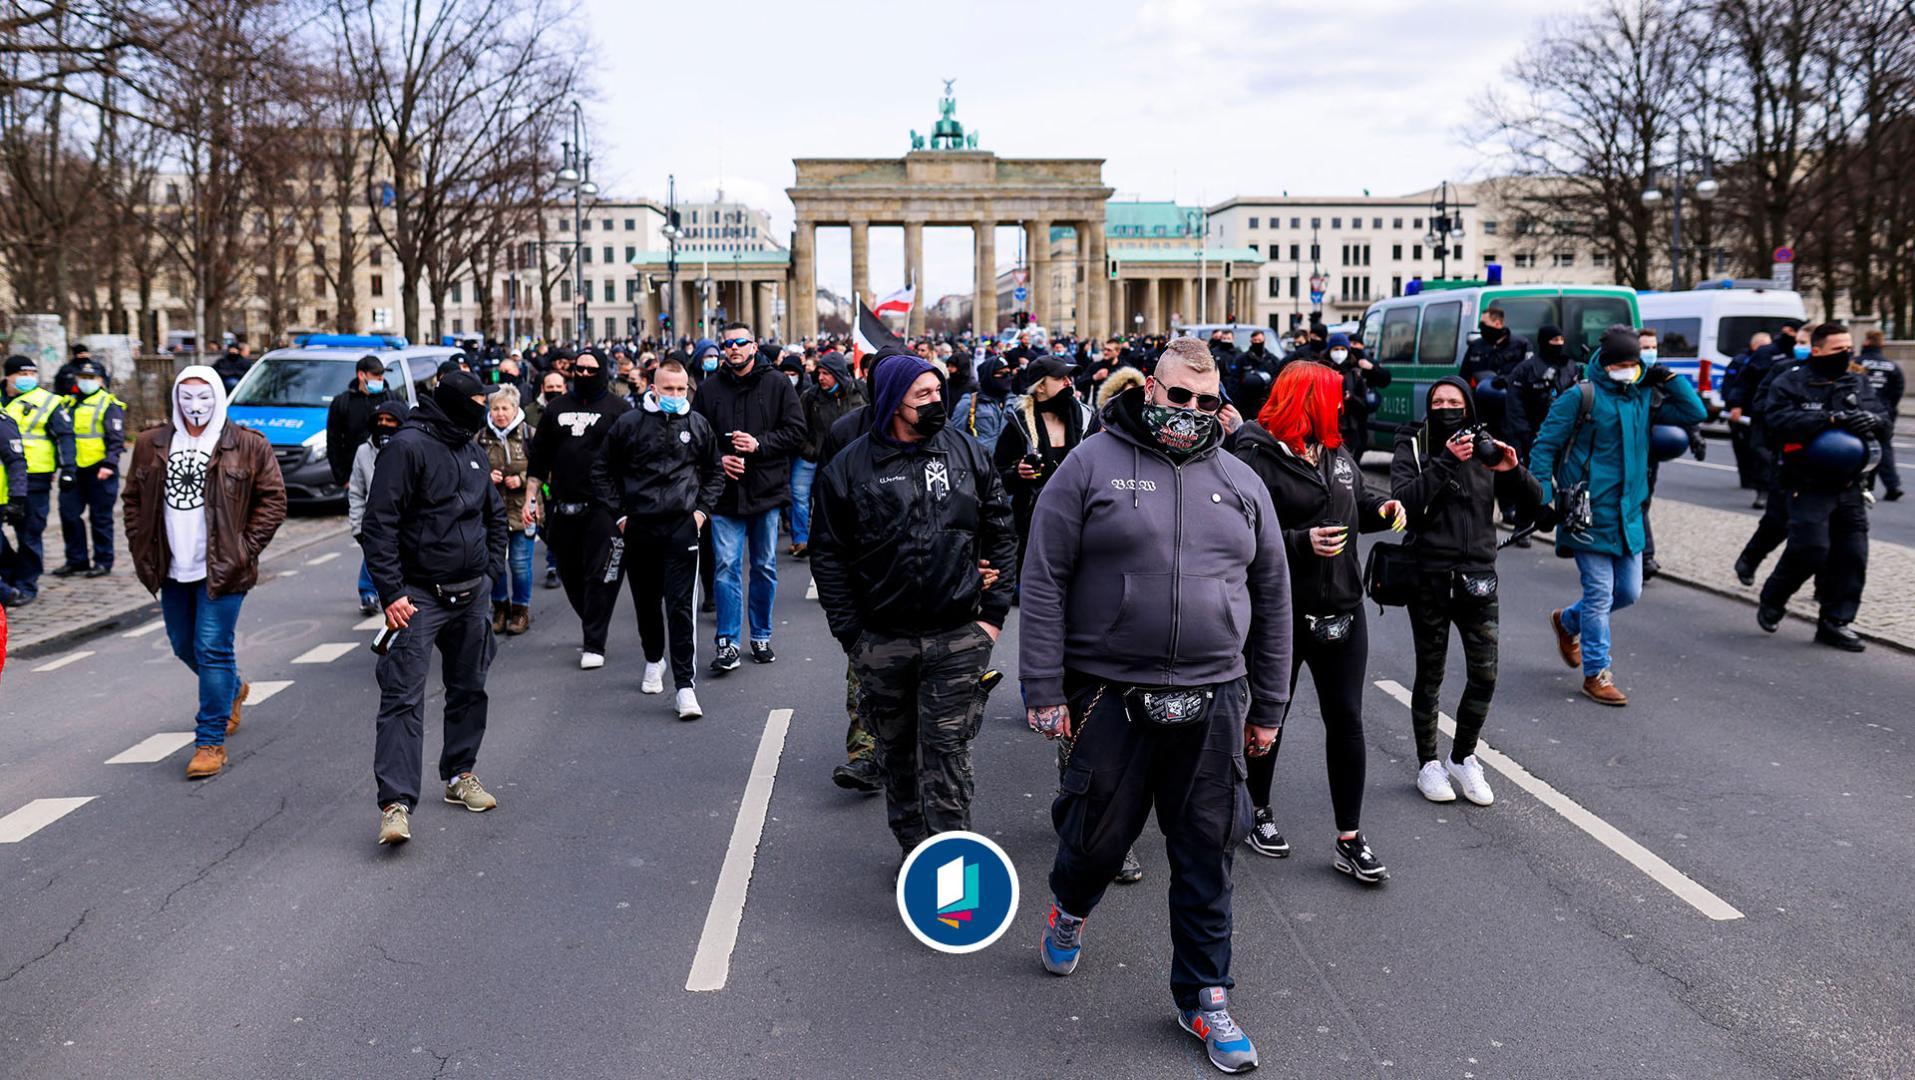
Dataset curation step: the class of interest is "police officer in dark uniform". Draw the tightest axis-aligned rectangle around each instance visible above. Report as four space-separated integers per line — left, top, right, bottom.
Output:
1858 330 1903 500
1736 319 1803 510
1753 322 1888 652
0 409 29 607
54 359 124 577
1457 304 1531 442
1733 324 1814 584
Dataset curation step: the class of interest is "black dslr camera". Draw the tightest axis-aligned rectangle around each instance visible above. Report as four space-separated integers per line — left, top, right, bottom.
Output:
1455 424 1503 466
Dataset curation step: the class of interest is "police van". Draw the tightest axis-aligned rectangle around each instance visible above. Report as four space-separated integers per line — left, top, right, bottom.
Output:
1173 323 1273 350
1354 277 1641 452
1636 282 1806 411
225 335 461 504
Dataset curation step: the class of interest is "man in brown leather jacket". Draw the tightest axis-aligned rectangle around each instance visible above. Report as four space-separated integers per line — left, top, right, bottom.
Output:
123 365 286 779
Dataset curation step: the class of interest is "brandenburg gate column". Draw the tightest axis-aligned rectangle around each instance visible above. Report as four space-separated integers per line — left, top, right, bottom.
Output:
903 220 926 338
1026 219 1052 330
974 220 997 337
1072 225 1092 338
849 219 871 308
1085 219 1107 338
1145 276 1161 335
792 220 817 339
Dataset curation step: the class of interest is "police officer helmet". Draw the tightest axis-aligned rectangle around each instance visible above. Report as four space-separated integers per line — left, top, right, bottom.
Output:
1802 428 1879 480
1649 424 1690 463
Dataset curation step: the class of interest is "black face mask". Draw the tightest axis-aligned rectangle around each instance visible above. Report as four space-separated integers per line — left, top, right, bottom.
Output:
1479 322 1505 343
434 385 487 435
1037 385 1076 413
1429 406 1468 432
1540 340 1565 361
905 400 947 439
572 368 606 397
1810 350 1851 378
371 427 399 448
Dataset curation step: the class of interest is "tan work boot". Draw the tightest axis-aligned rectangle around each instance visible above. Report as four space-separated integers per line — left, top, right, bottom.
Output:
226 681 250 736
378 803 411 845
1581 669 1628 706
185 745 227 779
505 604 530 635
491 601 508 633
443 772 497 812
1549 610 1581 669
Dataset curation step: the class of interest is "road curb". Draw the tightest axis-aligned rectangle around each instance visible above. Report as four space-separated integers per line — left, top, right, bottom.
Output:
6 520 352 659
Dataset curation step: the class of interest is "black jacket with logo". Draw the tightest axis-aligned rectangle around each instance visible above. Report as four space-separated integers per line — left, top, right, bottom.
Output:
359 396 507 603
689 357 806 516
809 422 1017 648
527 386 630 504
1763 364 1890 491
589 394 726 522
1391 376 1542 573
325 378 393 486
1228 420 1389 616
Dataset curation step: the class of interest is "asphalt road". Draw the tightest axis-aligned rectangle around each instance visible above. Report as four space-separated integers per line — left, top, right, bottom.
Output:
2 526 1911 1079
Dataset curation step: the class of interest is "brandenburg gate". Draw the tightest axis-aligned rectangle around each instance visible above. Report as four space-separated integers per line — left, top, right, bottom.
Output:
786 86 1114 340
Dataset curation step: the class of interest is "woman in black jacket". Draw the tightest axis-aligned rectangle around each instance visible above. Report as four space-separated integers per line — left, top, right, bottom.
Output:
1389 377 1539 808
1230 360 1404 885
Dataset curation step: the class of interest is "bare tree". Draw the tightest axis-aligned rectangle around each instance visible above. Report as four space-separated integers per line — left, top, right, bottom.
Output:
291 62 374 333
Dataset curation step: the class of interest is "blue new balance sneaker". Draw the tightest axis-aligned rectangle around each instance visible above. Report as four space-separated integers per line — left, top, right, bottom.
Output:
1039 902 1085 976
1178 986 1259 1073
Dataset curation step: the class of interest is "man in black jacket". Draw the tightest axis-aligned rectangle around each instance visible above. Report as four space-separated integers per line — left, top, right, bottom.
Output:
1859 330 1903 500
810 353 1016 865
589 359 724 719
792 351 864 558
528 350 631 668
690 321 805 673
360 372 508 847
326 355 393 487
1457 305 1530 440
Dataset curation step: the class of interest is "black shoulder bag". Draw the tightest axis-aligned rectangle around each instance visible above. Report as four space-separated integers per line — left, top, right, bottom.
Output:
1553 383 1596 541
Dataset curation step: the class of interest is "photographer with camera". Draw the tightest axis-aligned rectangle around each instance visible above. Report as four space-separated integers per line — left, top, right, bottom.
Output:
1391 378 1539 806
1529 326 1704 706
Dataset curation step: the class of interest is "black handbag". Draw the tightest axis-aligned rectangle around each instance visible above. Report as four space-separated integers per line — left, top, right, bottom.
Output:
1364 540 1417 608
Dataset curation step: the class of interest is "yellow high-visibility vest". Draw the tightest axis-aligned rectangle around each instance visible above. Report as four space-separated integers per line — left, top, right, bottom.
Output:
71 388 124 469
4 387 63 474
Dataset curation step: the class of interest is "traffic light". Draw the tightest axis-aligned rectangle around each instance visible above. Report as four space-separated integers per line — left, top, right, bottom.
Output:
1014 311 1030 329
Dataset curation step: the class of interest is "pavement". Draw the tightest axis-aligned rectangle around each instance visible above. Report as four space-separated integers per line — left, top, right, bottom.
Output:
4 509 351 654
2 495 1912 1078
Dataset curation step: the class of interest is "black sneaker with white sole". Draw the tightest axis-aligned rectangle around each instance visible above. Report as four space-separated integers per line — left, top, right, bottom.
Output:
709 641 742 674
1245 806 1289 858
750 640 776 664
1334 832 1389 884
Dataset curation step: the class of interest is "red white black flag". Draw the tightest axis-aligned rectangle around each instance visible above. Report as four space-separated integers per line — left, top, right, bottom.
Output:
851 293 907 372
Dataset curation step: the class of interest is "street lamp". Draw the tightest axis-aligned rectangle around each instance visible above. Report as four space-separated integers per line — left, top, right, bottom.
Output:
660 174 680 345
556 100 594 343
1427 180 1456 280
1640 130 1717 290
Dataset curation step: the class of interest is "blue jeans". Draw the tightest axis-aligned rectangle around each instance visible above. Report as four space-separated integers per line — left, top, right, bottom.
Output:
710 508 780 644
788 459 817 547
1560 552 1642 677
159 578 246 746
491 530 535 604
358 556 376 601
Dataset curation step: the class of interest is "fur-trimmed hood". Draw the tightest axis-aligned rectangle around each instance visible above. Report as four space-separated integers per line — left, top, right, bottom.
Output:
1096 366 1146 408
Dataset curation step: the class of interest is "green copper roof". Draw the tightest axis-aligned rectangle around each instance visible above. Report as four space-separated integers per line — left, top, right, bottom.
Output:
1048 201 1207 243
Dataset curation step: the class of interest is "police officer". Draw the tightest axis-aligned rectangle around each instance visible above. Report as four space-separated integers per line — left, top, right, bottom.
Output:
1457 304 1531 442
1858 330 1903 501
54 359 124 578
0 408 29 607
1753 322 1887 652
1733 324 1813 585
2 356 76 604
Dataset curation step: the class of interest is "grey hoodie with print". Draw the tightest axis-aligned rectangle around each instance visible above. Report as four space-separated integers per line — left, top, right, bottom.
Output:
1018 386 1294 729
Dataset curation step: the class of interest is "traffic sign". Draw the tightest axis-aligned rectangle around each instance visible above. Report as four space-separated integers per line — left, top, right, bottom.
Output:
1772 263 1795 289
1310 291 1325 305
1773 246 1794 264
1012 287 1028 302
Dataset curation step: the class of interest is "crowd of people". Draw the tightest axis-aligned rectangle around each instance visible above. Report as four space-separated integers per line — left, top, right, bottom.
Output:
2 308 1899 1075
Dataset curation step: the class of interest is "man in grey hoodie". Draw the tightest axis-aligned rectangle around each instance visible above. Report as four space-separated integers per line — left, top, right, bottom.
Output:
1022 336 1291 1075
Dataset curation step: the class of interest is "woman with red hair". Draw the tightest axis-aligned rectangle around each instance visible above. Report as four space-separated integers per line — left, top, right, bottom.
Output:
1228 361 1405 884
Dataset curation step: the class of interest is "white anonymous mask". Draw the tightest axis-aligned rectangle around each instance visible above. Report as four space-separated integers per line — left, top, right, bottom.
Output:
178 383 219 426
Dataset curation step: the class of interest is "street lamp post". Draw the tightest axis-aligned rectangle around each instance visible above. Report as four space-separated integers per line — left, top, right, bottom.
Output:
1308 219 1325 320
1640 131 1718 291
554 100 597 345
1425 180 1456 281
660 174 680 347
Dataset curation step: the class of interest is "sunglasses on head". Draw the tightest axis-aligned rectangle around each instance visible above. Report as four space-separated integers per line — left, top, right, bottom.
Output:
1162 385 1223 413
722 337 752 348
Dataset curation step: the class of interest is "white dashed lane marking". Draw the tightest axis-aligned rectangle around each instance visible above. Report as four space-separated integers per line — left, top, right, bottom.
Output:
32 650 95 673
105 733 197 764
121 619 166 638
0 798 97 843
686 708 794 992
354 614 386 632
291 643 358 664
805 576 818 601
245 680 293 705
305 551 340 566
1373 679 1743 921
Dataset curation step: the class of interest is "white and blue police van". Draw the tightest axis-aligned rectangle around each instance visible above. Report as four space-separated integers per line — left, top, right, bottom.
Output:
1636 282 1807 413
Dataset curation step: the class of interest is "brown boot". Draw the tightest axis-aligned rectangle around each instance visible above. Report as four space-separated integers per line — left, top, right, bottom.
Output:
226 681 250 736
491 601 508 633
185 745 227 779
1581 669 1628 707
505 604 530 635
1549 609 1581 669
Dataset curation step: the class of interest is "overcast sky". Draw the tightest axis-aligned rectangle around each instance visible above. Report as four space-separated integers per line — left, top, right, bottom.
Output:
579 0 1552 309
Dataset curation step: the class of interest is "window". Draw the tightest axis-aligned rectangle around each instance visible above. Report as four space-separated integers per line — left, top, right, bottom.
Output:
1372 217 1382 229
1644 317 1701 358
1311 217 1321 229
1249 243 1260 256
1453 245 1463 260
1552 252 1576 267
1482 252 1498 265
603 280 615 302
603 219 612 232
370 274 384 297
1378 305 1419 362
370 248 383 266
1288 217 1298 229
1412 218 1423 229
316 308 328 325
313 274 327 296
625 246 637 263
626 278 638 301
1411 245 1423 260
690 210 698 223
625 218 636 231
562 318 573 340
452 319 463 334
1248 217 1259 229
1391 275 1402 296
603 245 614 264
1289 275 1299 298
1392 217 1403 229
560 279 572 302
1593 252 1611 267
1416 300 1462 364
1483 220 1498 236
1310 243 1320 262
1391 243 1403 260
1331 217 1342 229
605 316 617 338
1288 243 1300 260
559 217 571 232
450 282 462 303
1268 276 1282 299
1514 253 1535 268
1362 244 1372 266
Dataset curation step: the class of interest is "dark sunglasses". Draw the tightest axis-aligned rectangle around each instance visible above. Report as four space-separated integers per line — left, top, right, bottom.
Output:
573 365 601 375
721 337 753 348
1162 385 1223 413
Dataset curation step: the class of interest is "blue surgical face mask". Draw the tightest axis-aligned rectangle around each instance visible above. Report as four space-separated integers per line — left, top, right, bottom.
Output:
77 378 103 395
1793 344 1811 360
702 357 719 373
1639 348 1657 364
12 376 38 394
656 391 689 415
365 378 386 393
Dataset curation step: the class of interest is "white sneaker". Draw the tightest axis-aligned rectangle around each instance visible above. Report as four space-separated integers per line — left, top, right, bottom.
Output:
675 688 703 720
1416 760 1457 803
1445 754 1494 806
580 651 605 670
641 660 665 694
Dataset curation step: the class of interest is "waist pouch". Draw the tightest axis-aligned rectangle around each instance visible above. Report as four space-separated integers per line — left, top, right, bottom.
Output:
1121 684 1218 727
1305 613 1355 643
428 576 486 607
1455 570 1498 602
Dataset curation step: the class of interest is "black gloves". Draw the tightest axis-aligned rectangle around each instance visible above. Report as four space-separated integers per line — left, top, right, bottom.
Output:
1834 410 1883 436
1643 363 1677 387
1689 429 1707 461
1531 501 1561 531
3 499 24 526
57 470 76 490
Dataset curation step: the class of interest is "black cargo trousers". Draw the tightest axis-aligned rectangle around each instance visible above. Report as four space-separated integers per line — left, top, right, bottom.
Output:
1049 672 1253 1012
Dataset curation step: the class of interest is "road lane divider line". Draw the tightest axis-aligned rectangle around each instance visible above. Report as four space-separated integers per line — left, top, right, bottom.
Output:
246 680 293 705
354 614 387 632
0 798 96 843
1373 679 1744 922
686 707 795 992
122 619 166 638
32 650 95 673
305 551 340 566
805 576 818 601
106 733 196 764
291 643 358 664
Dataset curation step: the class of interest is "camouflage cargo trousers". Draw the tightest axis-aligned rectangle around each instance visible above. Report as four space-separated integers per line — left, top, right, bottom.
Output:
850 622 995 851
844 662 875 762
